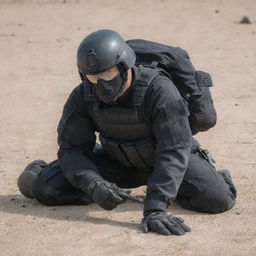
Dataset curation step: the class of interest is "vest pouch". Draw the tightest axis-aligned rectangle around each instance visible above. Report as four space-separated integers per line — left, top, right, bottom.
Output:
101 137 155 169
100 138 132 168
134 138 155 168
188 71 217 135
120 138 155 169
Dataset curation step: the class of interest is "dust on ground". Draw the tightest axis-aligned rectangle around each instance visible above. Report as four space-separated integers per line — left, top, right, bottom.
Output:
0 0 256 255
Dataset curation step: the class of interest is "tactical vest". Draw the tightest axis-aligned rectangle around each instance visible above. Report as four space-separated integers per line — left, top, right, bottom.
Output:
84 65 159 169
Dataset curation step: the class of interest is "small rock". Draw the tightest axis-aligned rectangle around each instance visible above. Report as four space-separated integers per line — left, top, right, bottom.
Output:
21 205 26 208
236 212 240 215
215 10 219 13
235 103 239 106
239 16 252 24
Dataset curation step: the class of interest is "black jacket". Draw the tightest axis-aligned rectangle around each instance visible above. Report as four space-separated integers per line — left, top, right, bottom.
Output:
57 66 192 213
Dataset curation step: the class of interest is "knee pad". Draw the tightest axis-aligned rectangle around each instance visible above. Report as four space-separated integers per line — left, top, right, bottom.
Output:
17 160 47 199
31 176 59 206
199 188 236 214
218 169 237 199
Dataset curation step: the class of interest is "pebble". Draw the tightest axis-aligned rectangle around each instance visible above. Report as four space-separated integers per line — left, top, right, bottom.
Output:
239 16 252 24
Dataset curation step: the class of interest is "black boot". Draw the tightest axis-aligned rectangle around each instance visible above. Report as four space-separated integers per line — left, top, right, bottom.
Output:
218 169 237 199
17 160 47 199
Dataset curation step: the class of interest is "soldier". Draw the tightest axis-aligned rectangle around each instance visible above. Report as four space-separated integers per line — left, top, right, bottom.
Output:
18 30 237 236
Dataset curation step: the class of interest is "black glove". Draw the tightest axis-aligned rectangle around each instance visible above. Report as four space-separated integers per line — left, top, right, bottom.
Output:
142 211 191 236
87 178 131 210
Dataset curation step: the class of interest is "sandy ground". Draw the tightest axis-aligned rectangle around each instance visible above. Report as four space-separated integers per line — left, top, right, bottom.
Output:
0 0 256 255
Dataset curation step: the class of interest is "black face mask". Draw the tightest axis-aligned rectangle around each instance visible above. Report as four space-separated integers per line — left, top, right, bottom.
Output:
94 71 127 104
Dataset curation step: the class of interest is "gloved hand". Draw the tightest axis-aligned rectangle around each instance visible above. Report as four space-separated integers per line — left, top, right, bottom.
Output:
142 211 191 236
87 178 131 210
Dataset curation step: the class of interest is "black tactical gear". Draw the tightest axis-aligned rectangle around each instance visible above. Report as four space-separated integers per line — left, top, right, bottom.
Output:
17 160 47 199
57 65 192 213
94 70 128 104
52 64 236 217
126 39 199 97
29 142 236 213
142 212 191 236
87 177 126 210
77 29 136 76
126 39 217 135
87 65 162 169
218 169 237 199
17 33 237 236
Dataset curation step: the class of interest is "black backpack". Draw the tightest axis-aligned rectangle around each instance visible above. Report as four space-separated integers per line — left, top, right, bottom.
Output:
126 39 217 135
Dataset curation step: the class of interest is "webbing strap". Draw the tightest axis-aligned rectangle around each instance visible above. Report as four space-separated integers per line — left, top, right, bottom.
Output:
133 65 159 106
84 83 96 102
84 65 160 107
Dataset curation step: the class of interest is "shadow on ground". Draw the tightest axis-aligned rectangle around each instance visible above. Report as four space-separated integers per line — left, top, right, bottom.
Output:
0 194 206 232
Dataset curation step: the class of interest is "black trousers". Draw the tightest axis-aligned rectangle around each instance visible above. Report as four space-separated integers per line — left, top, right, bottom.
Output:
31 142 236 214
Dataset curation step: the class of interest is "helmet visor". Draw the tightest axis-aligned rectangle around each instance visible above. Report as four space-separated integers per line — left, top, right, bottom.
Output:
85 66 119 84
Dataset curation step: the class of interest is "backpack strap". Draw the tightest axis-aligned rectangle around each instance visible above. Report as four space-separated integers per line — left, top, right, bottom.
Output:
83 65 160 108
132 65 159 106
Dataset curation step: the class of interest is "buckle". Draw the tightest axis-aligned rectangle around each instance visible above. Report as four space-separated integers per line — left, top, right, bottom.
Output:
199 148 216 167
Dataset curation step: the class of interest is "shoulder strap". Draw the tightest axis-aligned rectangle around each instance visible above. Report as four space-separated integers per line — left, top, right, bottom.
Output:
132 65 159 106
83 82 96 102
83 66 160 107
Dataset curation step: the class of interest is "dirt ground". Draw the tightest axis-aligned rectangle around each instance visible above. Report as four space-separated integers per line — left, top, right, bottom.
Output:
0 0 255 255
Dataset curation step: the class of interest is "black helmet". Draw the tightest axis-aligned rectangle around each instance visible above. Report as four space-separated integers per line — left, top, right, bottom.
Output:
77 29 136 75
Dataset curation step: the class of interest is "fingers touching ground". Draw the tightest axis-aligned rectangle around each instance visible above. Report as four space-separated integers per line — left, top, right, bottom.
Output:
142 212 191 236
